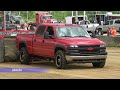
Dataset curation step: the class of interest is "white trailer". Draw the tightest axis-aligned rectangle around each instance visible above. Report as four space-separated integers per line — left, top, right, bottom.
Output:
65 15 88 24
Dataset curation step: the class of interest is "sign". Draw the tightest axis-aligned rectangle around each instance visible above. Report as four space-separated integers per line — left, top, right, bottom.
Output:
0 30 35 36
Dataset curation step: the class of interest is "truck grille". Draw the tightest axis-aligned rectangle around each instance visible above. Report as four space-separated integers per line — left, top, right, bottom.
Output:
67 45 104 55
78 45 100 55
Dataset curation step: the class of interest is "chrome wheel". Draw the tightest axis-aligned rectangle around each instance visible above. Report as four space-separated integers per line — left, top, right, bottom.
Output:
20 51 25 62
56 55 61 67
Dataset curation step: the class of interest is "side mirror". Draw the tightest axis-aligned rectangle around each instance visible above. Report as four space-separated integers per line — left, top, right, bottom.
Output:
44 32 54 39
49 35 54 39
44 32 49 39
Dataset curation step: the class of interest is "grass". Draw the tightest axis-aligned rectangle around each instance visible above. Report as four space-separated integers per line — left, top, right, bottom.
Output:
107 42 120 47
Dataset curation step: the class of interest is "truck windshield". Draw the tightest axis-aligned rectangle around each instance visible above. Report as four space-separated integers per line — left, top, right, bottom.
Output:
43 16 53 19
56 26 90 38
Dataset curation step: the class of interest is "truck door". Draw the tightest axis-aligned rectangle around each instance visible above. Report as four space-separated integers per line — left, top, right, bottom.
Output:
108 20 115 30
42 26 55 57
33 25 46 56
114 20 120 32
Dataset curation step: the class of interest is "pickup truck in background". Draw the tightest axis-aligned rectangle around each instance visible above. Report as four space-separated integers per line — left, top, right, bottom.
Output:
79 20 99 36
16 23 107 69
95 19 120 35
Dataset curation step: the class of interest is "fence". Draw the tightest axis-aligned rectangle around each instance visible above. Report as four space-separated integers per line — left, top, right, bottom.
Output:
0 36 4 62
96 36 120 46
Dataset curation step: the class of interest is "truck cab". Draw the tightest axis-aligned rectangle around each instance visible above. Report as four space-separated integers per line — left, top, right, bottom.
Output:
28 12 57 30
36 12 57 24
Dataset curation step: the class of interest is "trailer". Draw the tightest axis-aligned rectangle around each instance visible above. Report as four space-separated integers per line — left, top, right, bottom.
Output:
91 12 120 25
65 15 88 24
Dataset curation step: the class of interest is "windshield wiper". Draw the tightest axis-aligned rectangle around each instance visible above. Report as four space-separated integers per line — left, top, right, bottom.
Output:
61 36 72 37
73 36 88 37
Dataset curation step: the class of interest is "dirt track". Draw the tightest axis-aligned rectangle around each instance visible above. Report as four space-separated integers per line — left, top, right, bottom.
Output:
0 47 120 79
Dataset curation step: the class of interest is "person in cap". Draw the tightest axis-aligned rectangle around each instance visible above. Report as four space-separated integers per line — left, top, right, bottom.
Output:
111 27 117 37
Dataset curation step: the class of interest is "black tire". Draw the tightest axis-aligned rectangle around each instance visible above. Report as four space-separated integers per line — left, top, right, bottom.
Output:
98 29 103 35
55 50 66 69
92 60 106 68
119 28 120 34
19 47 30 65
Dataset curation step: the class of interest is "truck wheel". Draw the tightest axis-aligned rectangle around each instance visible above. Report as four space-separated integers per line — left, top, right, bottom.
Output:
92 60 106 68
19 47 30 65
55 50 66 69
98 29 103 35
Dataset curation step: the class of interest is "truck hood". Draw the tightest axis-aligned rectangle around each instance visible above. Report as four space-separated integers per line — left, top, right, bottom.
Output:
56 37 105 45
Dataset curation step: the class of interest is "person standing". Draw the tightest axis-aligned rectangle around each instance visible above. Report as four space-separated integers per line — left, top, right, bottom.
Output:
111 27 117 37
107 27 111 36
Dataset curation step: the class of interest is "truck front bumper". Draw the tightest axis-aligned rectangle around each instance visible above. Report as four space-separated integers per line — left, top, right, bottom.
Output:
65 55 107 63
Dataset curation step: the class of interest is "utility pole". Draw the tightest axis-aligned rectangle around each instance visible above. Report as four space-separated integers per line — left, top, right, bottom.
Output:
27 11 29 22
75 11 78 24
2 11 6 31
72 11 74 16
8 11 11 21
83 11 86 20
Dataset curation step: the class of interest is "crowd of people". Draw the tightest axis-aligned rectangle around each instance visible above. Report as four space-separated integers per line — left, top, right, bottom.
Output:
18 22 36 31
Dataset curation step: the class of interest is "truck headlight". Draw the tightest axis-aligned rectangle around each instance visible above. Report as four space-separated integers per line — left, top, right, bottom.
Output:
100 44 105 47
69 45 78 48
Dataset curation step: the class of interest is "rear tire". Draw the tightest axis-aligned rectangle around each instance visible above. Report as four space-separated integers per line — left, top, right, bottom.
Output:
92 60 106 68
19 47 30 65
55 50 66 69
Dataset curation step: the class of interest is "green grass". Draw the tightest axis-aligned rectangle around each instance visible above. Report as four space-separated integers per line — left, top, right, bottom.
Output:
107 42 120 47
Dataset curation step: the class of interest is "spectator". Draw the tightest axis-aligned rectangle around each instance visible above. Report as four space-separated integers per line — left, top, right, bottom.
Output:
24 22 28 30
101 21 103 25
107 27 111 36
111 27 117 37
28 24 31 30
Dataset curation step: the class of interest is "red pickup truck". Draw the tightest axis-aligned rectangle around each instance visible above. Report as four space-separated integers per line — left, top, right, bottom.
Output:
16 23 107 69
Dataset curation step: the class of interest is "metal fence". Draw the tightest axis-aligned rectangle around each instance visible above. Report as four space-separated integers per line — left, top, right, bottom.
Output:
0 37 5 62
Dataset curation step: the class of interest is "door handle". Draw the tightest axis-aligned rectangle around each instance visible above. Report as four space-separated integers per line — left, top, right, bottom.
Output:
42 40 44 43
34 39 36 42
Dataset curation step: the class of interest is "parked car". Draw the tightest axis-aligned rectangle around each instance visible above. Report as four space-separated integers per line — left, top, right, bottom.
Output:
95 19 120 35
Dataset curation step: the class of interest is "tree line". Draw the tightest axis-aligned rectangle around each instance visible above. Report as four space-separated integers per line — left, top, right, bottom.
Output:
0 11 120 22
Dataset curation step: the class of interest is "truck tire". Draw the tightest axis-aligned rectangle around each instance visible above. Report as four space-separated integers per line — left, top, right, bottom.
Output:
98 29 103 35
55 50 66 69
92 60 106 68
19 47 30 65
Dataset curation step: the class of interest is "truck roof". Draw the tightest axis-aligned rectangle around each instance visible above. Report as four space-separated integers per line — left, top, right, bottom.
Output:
39 23 79 26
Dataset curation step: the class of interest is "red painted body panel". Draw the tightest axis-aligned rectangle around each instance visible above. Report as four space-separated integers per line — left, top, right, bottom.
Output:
55 37 105 46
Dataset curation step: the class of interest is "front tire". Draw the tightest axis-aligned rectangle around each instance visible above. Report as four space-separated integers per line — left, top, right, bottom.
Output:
92 60 106 68
55 50 66 69
19 47 30 65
